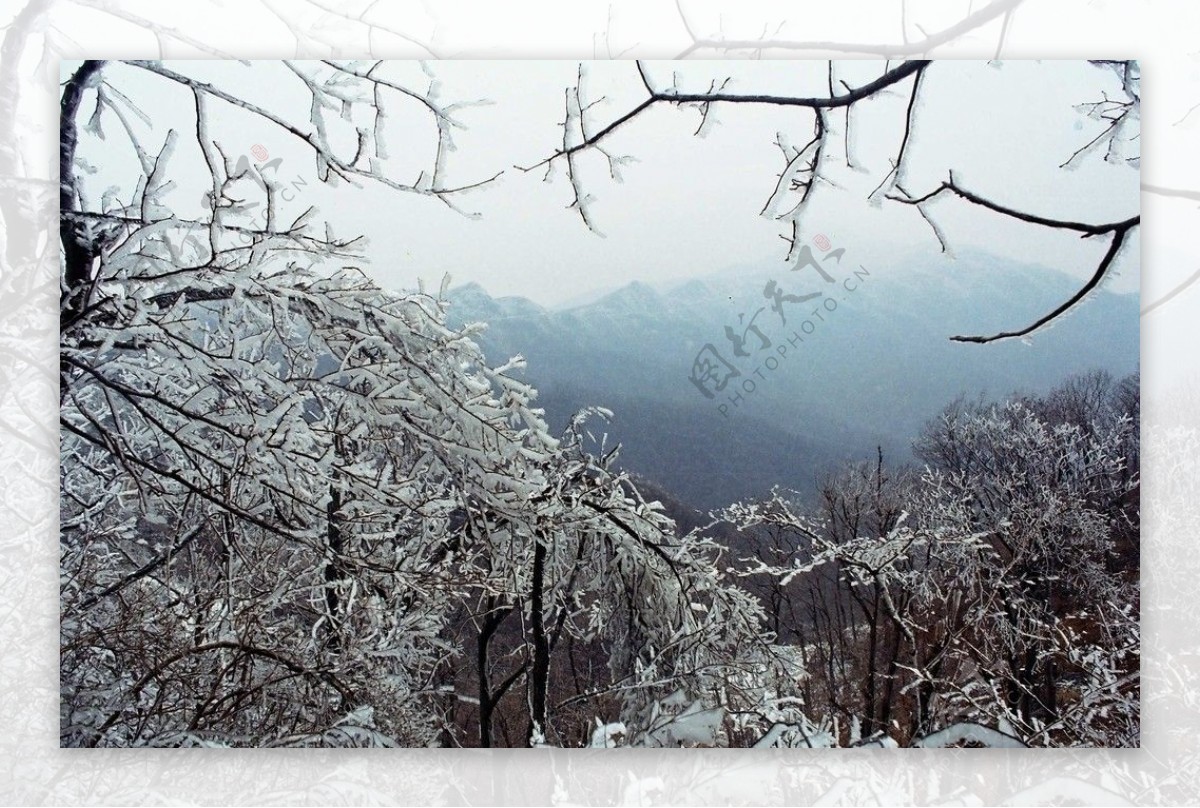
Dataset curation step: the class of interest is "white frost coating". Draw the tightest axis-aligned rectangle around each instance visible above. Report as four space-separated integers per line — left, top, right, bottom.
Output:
587 719 627 748
640 700 725 748
912 722 1027 748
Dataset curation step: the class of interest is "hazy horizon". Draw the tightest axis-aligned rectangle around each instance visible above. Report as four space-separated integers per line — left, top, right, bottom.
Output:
437 243 1141 315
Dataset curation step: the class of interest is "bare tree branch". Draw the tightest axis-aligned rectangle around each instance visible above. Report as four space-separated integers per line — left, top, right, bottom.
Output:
890 174 1139 343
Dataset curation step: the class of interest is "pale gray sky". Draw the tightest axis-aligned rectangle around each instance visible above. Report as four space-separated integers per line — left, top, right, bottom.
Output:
71 59 1140 306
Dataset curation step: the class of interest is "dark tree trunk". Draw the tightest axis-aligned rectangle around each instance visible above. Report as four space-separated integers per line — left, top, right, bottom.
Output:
324 485 343 653
527 535 550 745
476 601 513 748
59 60 107 332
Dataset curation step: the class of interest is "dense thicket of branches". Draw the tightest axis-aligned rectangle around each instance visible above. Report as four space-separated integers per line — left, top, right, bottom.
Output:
730 370 1140 747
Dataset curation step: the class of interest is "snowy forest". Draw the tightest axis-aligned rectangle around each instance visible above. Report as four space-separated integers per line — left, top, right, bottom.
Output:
59 59 1140 748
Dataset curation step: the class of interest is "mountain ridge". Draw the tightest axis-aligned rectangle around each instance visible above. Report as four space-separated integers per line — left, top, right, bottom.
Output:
439 251 1138 511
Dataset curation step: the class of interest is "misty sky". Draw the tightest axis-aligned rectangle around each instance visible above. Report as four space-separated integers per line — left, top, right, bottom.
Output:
71 59 1141 307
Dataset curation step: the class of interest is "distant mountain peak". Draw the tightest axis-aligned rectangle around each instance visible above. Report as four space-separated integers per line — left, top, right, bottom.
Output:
592 280 665 311
445 281 490 301
667 278 712 300
444 282 546 327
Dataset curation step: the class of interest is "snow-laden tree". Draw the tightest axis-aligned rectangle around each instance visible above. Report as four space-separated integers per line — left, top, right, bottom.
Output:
911 393 1138 746
445 406 801 747
59 59 791 748
724 375 1139 747
58 203 564 744
57 59 544 746
728 454 924 741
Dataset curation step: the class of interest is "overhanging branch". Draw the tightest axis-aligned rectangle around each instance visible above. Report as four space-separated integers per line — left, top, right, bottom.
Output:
891 175 1140 343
